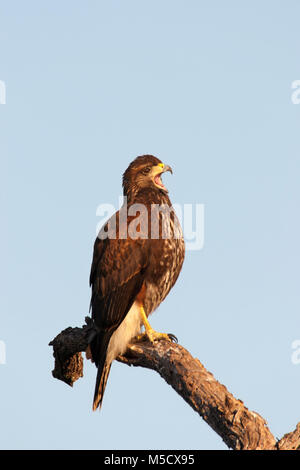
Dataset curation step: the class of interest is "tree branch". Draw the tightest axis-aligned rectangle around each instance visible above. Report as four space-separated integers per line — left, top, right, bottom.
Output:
49 318 300 450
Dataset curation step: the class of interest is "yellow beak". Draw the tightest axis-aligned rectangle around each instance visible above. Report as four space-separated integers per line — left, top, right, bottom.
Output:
153 163 173 174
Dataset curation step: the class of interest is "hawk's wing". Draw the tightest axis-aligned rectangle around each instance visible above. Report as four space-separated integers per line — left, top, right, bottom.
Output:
89 210 150 410
89 209 150 358
89 234 149 410
89 235 148 336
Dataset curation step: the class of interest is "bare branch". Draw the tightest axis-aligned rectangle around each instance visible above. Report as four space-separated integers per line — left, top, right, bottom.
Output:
49 318 299 450
276 423 300 450
117 340 276 450
49 317 93 386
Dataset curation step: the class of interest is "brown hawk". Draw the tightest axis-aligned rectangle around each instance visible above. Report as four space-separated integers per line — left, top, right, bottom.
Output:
88 155 185 410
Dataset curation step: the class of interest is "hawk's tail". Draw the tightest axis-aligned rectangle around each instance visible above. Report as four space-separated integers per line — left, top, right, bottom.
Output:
93 360 112 411
90 330 114 411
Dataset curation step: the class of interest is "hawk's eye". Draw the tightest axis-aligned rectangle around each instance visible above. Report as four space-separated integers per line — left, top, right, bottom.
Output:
142 167 151 175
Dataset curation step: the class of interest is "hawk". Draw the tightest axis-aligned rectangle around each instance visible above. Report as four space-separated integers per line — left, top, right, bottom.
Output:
88 155 185 410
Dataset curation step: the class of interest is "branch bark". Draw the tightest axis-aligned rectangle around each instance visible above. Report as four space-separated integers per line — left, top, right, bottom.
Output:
49 318 300 450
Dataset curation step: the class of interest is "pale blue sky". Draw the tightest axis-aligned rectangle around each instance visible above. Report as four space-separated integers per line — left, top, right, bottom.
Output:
1 0 300 450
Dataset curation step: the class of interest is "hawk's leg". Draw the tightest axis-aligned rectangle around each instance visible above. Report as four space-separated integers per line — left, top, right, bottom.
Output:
137 306 177 343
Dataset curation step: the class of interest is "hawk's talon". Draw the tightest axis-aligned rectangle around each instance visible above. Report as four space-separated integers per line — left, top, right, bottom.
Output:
145 329 176 344
133 330 177 344
139 305 178 344
167 333 178 343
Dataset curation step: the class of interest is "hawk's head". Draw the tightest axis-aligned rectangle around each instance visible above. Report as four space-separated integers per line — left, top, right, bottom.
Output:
122 155 173 197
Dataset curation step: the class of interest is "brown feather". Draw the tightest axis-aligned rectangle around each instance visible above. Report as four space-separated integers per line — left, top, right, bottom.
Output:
89 155 185 410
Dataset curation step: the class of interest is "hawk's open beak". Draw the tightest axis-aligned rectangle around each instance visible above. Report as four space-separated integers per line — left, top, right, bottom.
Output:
161 164 173 175
152 163 173 191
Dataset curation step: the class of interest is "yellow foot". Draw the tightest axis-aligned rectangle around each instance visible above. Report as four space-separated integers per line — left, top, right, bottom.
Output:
138 305 178 344
146 328 177 343
134 329 177 344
